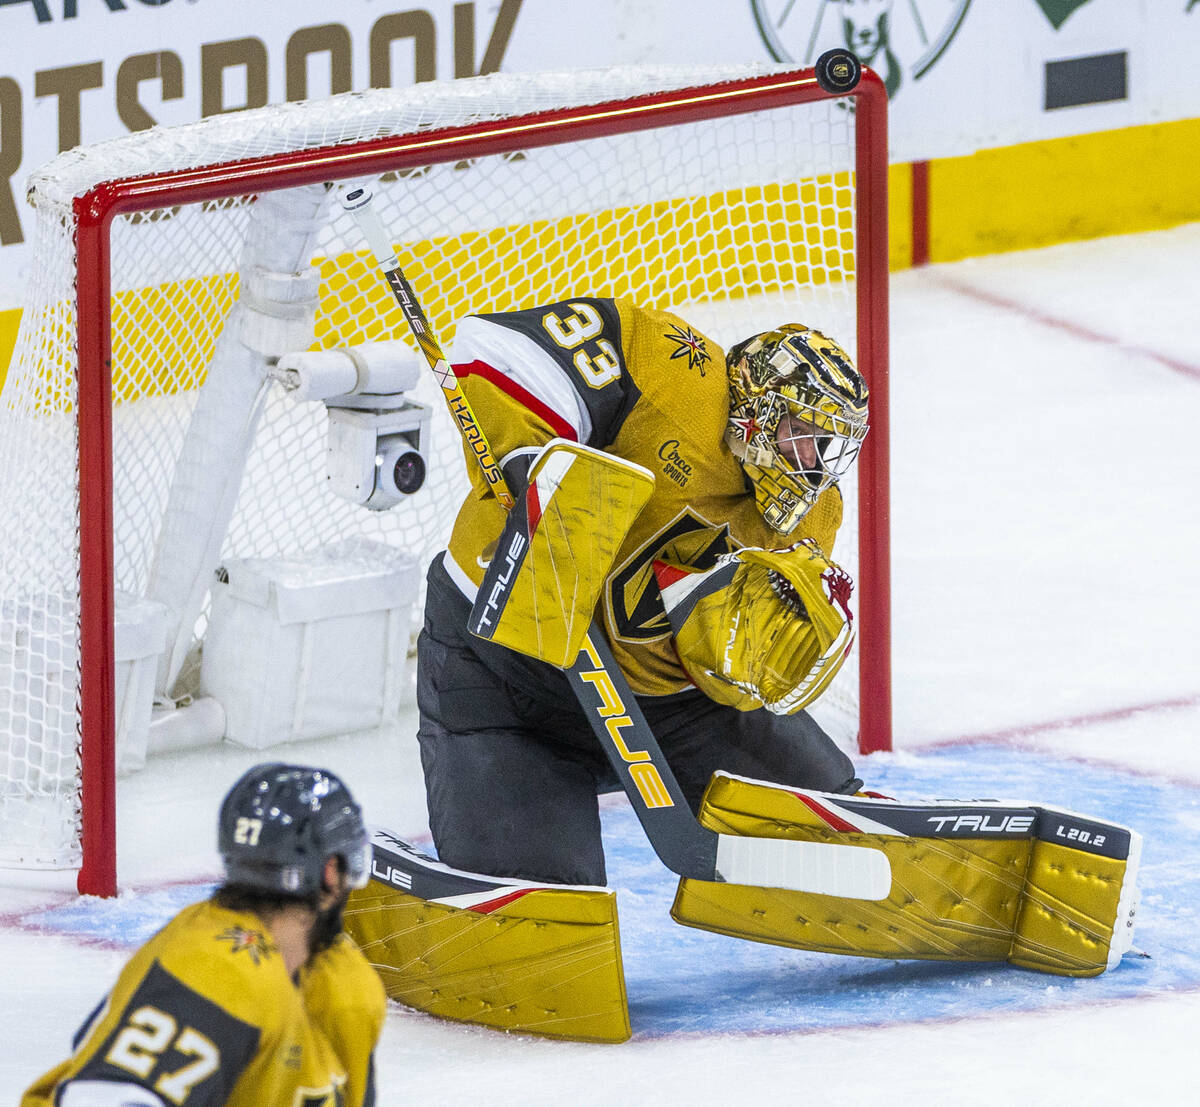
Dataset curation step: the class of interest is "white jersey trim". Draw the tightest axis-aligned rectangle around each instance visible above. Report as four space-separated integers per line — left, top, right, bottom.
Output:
58 1080 167 1107
449 315 593 442
441 549 481 601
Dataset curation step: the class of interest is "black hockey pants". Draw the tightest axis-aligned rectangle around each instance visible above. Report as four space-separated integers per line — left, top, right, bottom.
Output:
416 553 860 886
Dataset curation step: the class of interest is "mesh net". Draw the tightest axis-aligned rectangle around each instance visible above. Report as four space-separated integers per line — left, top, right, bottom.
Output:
0 65 866 870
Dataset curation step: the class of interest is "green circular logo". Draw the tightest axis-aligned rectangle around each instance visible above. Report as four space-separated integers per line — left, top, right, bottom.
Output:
751 0 973 99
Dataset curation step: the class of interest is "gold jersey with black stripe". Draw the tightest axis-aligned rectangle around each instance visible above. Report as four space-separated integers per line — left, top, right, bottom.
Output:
443 296 843 697
22 899 385 1107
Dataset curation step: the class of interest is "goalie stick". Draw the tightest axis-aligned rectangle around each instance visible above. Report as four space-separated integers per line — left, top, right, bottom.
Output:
338 183 890 901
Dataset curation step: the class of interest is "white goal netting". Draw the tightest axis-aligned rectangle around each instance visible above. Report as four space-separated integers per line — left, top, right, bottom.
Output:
0 64 880 880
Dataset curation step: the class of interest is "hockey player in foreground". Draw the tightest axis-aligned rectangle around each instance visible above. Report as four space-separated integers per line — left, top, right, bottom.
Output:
23 763 385 1106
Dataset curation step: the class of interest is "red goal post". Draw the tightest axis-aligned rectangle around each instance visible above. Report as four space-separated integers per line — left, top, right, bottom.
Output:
0 63 890 896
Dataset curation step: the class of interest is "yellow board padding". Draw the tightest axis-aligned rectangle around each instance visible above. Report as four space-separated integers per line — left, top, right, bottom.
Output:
344 878 631 1043
110 272 239 401
927 116 1200 262
886 160 913 272
0 274 239 416
474 441 655 668
5 173 856 412
317 175 857 355
0 307 19 398
671 774 1133 977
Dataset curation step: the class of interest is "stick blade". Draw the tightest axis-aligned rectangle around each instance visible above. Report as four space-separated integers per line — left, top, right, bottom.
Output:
715 834 892 899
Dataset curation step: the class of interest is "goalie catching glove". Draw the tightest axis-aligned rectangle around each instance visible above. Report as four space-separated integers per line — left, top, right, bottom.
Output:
653 539 855 715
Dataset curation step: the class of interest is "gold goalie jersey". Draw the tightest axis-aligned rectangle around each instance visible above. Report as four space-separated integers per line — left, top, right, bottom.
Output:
444 296 844 697
22 899 385 1107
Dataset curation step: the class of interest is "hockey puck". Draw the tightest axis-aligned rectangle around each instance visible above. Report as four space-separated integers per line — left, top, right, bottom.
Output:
814 49 862 94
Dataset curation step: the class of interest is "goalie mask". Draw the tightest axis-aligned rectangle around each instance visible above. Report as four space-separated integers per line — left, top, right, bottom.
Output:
725 324 868 534
218 762 371 899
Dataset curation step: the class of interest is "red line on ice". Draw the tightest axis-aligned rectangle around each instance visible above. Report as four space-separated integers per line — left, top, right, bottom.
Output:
927 692 1200 748
934 276 1200 383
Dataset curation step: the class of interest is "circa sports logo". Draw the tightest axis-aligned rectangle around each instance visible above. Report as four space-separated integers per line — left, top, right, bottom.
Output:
657 439 693 487
750 0 973 99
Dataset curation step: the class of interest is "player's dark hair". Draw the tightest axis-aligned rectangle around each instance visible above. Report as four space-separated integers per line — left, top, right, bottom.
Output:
215 851 349 910
212 882 315 916
215 854 349 956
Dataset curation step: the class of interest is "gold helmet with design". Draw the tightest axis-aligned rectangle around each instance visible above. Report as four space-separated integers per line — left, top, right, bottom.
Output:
725 324 868 534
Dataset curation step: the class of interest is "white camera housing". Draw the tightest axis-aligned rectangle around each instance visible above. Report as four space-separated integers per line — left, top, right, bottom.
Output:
325 401 432 511
275 342 434 511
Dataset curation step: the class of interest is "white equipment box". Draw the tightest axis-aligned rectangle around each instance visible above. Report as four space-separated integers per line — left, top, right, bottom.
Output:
113 593 170 774
200 539 419 749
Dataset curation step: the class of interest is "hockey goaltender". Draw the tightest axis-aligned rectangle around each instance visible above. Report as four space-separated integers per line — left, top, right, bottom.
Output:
342 297 1141 1043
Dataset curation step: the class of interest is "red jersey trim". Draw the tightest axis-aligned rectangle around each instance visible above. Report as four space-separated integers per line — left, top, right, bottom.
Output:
454 359 579 443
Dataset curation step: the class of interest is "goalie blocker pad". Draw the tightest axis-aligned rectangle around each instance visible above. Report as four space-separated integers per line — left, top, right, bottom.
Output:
344 829 630 1043
468 439 655 669
672 774 1141 978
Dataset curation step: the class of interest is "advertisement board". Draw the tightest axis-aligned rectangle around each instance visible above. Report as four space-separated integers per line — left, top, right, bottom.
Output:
1 0 1198 309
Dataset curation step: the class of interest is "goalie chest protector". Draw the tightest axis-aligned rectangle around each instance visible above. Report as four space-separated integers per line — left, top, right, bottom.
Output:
445 297 844 696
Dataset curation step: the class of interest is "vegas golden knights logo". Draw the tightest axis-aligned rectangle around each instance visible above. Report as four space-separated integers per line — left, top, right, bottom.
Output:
608 510 732 641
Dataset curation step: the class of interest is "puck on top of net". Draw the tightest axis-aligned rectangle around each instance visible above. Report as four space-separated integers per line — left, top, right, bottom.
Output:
814 49 862 94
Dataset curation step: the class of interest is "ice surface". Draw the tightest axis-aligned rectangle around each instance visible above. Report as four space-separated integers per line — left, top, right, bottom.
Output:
3 223 1199 1104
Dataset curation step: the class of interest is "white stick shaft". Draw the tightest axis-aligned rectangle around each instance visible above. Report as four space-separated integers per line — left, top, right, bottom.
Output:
338 184 399 269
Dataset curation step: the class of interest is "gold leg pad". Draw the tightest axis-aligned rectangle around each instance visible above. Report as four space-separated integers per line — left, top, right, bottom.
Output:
346 879 630 1043
671 774 1139 977
1010 839 1133 976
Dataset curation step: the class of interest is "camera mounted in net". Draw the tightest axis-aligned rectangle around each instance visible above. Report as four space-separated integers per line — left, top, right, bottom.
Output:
275 341 434 511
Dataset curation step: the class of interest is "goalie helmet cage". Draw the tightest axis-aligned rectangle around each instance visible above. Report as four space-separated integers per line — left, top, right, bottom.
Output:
0 63 889 896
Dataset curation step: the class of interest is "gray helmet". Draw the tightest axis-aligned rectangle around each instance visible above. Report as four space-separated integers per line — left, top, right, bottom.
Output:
218 762 371 898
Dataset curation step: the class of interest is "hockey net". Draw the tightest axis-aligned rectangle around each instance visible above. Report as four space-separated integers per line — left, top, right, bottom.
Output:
0 64 889 893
